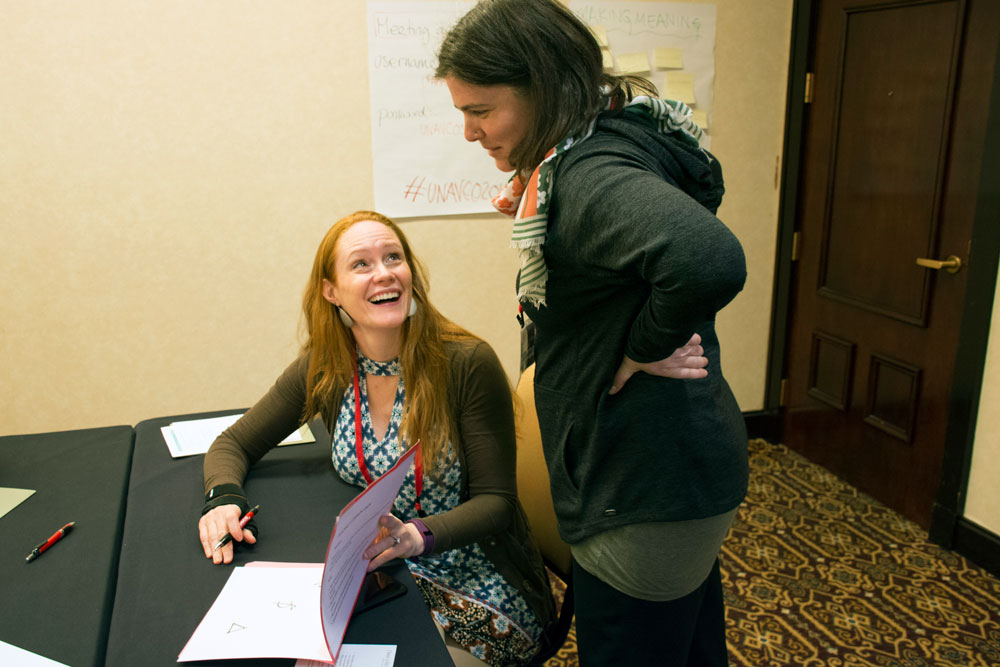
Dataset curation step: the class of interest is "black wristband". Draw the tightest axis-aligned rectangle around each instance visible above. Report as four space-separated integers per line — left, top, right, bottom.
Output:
202 484 249 513
201 484 258 539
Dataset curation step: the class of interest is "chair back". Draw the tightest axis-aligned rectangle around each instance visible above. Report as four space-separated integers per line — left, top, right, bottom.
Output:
515 364 572 578
515 364 575 666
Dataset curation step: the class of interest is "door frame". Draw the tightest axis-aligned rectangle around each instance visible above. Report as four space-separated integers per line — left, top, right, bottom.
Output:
766 0 1000 573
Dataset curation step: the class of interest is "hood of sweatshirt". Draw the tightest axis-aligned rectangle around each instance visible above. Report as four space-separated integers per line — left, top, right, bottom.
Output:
595 112 725 215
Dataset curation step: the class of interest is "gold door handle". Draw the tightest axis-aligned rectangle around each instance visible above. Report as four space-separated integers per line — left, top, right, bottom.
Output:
916 255 962 274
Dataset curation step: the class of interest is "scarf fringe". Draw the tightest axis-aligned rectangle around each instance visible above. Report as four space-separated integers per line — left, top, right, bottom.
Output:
516 286 547 309
511 238 545 250
494 96 703 312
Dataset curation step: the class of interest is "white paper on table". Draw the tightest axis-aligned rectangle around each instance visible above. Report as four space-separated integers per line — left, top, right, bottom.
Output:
178 566 331 661
178 444 417 663
0 639 70 667
161 414 315 458
0 487 35 520
295 644 397 667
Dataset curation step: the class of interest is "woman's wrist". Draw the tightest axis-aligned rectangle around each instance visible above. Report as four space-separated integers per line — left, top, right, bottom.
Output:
406 517 435 556
202 483 249 515
201 485 259 540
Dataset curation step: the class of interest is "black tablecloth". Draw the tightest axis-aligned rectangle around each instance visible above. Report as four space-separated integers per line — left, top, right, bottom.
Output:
105 410 452 667
0 426 135 667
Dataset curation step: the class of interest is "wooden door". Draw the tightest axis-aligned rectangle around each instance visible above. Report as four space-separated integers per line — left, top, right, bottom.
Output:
783 0 999 528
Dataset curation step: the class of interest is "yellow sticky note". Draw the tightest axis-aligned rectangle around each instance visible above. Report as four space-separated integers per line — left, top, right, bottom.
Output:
654 48 684 69
692 109 708 131
616 52 650 75
601 48 614 70
590 25 609 47
664 72 696 104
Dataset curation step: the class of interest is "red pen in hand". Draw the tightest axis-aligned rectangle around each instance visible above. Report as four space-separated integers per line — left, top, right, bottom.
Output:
26 522 75 563
213 505 260 552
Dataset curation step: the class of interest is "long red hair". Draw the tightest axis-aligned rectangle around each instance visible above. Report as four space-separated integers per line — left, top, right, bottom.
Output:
301 211 480 472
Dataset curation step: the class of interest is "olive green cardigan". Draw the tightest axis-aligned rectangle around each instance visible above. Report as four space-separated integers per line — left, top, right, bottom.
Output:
203 338 556 629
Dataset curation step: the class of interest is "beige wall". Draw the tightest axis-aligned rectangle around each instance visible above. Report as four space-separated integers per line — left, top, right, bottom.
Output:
710 0 789 407
1 0 789 436
0 1 520 433
966 277 1000 536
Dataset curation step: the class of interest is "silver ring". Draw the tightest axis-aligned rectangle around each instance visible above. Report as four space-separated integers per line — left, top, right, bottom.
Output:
392 535 400 546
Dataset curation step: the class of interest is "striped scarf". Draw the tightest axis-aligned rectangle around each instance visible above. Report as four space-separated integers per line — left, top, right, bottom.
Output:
492 96 706 309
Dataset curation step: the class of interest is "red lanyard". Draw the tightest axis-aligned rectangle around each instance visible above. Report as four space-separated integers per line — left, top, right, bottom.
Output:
353 363 424 516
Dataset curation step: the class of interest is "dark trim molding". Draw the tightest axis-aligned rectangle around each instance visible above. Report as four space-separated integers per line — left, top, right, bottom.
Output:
952 518 1000 579
743 409 782 443
765 0 814 411
929 14 1000 550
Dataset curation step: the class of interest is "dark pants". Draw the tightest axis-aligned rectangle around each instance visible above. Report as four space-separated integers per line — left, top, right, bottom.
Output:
572 557 729 666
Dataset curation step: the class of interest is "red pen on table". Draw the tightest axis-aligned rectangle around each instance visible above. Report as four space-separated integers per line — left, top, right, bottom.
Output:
213 505 260 552
25 521 75 563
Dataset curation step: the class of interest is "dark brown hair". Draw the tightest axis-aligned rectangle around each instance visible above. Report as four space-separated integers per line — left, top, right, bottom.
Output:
435 0 657 174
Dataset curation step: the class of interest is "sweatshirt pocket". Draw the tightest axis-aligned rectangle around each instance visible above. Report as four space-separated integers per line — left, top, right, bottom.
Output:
532 384 582 503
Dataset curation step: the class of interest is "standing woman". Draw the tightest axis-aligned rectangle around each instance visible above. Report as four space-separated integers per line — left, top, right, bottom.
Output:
198 211 555 667
436 1 749 665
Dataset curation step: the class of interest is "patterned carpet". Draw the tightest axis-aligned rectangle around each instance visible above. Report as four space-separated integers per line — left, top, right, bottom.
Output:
543 439 1000 666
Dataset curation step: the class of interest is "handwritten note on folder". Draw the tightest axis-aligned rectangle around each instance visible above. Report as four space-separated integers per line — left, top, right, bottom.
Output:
178 445 417 664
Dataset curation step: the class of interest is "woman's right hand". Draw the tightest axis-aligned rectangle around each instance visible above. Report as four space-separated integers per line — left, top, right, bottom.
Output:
609 333 709 394
363 514 424 572
198 504 257 565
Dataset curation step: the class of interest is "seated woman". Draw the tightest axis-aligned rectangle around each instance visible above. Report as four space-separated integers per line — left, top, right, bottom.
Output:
197 210 555 666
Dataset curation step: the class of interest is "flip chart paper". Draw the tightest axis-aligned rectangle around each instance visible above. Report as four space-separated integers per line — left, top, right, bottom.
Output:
368 1 509 217
570 1 716 147
367 1 717 215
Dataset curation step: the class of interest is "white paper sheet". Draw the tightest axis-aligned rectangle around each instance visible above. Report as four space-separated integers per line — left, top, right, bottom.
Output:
0 487 35 520
0 640 70 667
178 566 331 661
178 445 417 663
162 414 314 458
367 1 508 217
295 644 397 667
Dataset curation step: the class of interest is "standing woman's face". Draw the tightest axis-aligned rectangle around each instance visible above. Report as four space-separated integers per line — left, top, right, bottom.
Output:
445 76 533 173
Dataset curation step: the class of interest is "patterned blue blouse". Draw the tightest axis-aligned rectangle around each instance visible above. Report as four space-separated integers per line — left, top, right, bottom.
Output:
330 353 541 661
